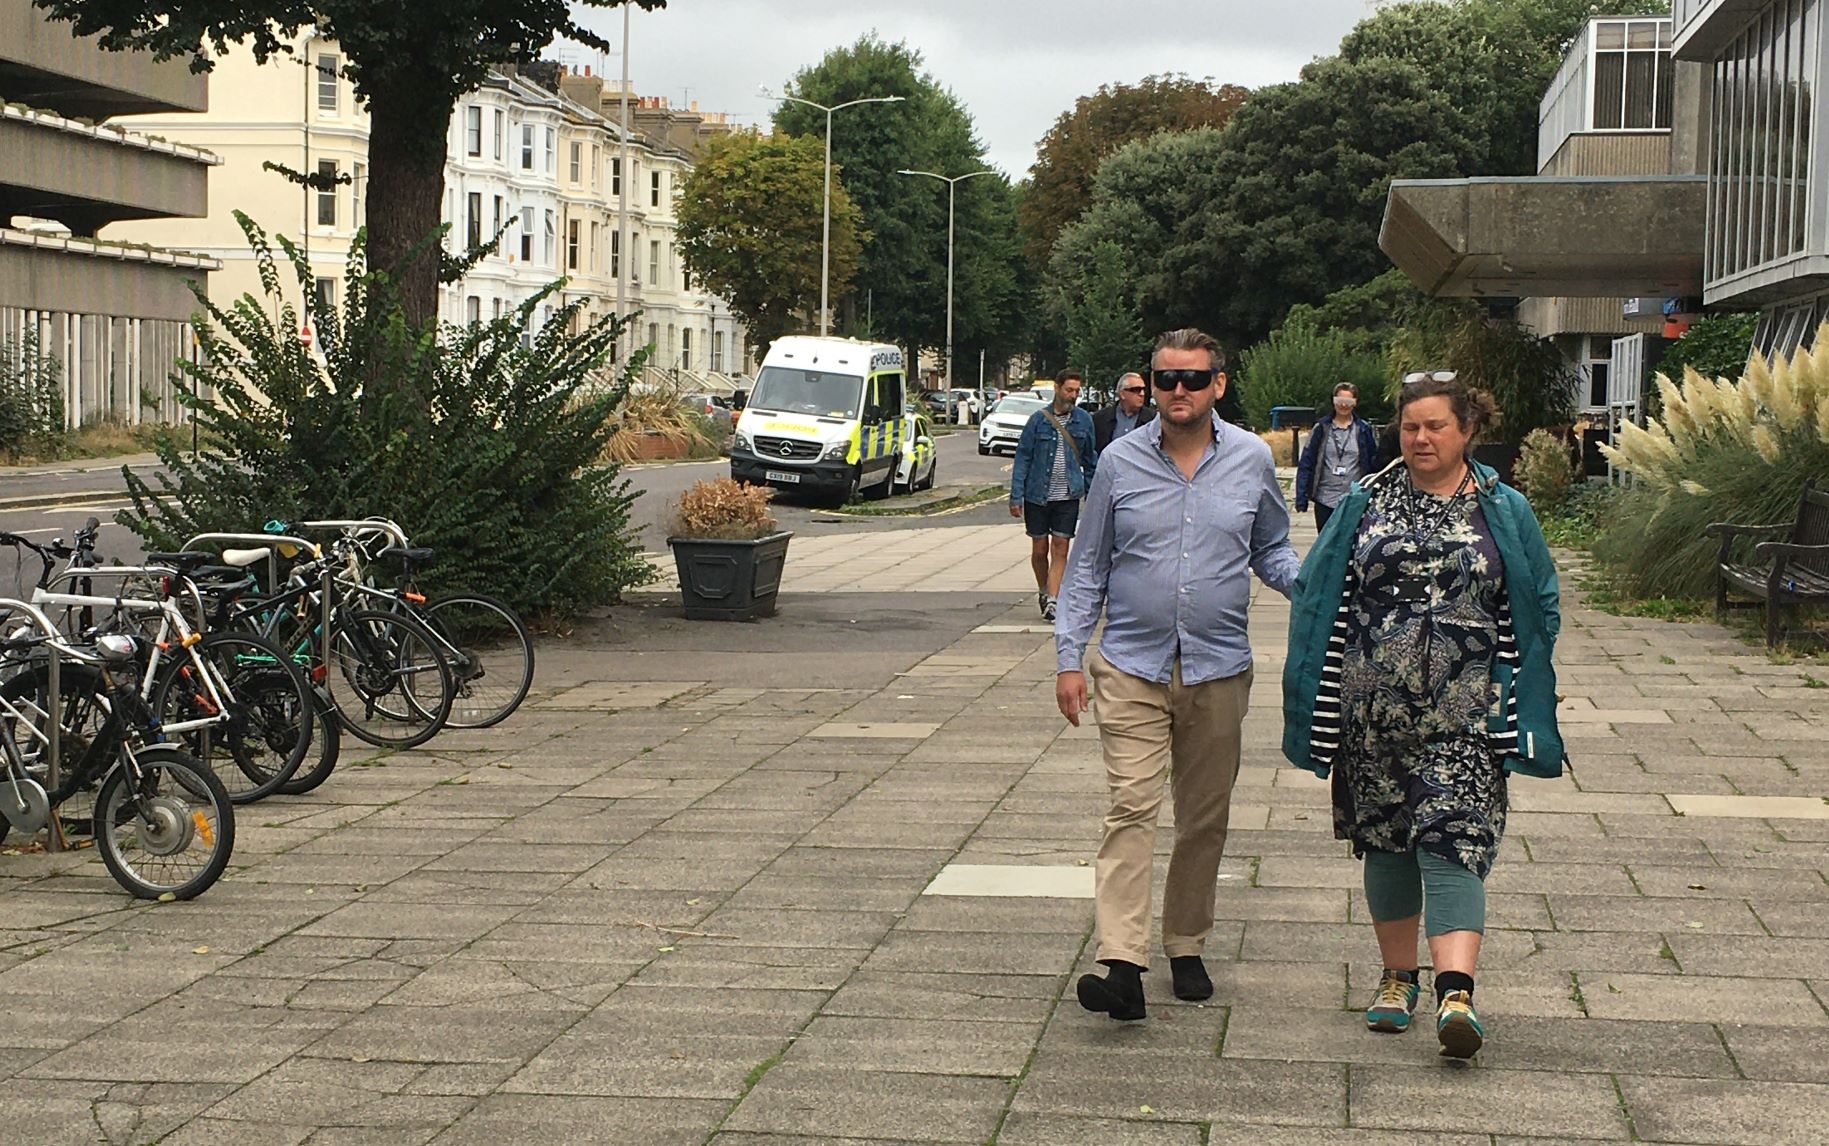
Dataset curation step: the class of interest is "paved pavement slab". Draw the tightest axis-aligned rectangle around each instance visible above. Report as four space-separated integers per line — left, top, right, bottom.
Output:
4 534 1828 1142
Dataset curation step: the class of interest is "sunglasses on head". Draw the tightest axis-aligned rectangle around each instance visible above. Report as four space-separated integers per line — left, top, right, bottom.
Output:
1151 368 1217 392
1402 370 1458 387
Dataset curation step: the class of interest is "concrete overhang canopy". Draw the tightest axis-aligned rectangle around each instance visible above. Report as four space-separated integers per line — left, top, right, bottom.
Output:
1379 175 1707 300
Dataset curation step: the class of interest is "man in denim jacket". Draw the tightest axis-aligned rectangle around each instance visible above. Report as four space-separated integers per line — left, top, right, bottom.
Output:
1011 369 1097 622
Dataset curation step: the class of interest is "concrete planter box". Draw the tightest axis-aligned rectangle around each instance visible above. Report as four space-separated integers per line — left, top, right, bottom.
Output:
668 532 792 621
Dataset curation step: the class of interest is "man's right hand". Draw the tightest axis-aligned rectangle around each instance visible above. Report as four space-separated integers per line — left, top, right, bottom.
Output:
1009 503 1023 519
1056 671 1089 727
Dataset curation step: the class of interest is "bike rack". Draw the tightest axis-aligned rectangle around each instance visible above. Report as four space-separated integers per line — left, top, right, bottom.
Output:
42 565 211 635
0 597 63 853
299 519 411 550
180 533 332 676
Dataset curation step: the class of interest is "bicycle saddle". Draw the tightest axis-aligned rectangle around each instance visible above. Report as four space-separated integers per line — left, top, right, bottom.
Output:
375 546 436 566
221 547 271 568
145 552 214 573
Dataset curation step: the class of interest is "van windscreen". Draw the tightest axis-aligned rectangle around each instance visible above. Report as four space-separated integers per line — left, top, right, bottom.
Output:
749 367 864 419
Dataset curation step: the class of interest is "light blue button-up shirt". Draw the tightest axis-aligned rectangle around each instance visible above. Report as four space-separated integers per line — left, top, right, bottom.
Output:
1056 413 1301 686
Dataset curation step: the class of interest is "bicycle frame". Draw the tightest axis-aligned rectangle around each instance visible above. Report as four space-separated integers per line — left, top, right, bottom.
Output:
29 575 234 738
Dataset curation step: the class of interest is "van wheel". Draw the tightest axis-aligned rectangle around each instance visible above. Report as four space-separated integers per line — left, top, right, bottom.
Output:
864 467 894 501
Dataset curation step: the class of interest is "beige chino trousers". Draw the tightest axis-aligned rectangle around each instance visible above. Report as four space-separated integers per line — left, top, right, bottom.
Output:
1085 648 1251 967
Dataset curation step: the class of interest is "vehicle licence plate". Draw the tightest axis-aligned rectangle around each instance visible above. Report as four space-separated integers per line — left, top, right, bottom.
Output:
765 470 801 484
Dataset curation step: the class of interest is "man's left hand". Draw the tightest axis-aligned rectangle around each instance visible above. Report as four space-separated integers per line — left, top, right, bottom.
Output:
1056 671 1089 727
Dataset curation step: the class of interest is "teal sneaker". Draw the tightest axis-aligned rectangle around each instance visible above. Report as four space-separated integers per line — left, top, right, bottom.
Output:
1365 969 1421 1033
1436 990 1485 1058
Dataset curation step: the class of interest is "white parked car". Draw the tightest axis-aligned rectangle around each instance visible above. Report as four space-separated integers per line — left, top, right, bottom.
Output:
978 394 1047 456
895 412 939 492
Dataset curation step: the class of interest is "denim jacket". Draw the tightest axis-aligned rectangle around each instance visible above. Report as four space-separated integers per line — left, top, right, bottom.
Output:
1011 405 1097 506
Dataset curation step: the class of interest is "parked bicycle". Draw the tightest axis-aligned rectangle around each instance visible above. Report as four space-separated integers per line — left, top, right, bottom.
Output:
0 595 235 900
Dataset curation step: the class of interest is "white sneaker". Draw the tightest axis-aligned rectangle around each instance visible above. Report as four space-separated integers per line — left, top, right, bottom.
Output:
1043 598 1057 623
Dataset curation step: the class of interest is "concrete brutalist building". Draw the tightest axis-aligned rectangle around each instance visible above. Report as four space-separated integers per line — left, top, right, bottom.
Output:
1382 3 1829 387
0 0 218 427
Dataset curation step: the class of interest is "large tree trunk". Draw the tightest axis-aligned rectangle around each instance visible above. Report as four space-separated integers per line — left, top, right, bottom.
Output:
363 81 449 332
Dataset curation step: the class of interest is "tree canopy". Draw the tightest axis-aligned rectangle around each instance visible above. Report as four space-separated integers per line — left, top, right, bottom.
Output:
772 35 1023 370
676 132 866 356
1020 74 1248 268
33 0 666 329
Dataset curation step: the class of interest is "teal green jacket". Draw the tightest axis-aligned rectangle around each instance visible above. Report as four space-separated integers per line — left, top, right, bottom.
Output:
1281 460 1567 780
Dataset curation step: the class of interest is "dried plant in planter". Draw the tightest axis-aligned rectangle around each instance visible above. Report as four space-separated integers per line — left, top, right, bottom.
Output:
670 477 779 541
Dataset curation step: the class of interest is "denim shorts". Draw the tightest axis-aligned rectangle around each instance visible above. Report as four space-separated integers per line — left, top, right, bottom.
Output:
1023 499 1080 539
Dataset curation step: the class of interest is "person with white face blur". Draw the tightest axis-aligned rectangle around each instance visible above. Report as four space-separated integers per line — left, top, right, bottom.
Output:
1055 328 1299 1021
1283 371 1565 1060
1295 382 1380 530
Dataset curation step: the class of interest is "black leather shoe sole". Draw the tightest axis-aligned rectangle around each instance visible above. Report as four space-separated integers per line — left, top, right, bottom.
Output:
1076 972 1146 1021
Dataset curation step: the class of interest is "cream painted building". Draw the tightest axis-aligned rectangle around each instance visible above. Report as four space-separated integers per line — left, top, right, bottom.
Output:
115 43 754 385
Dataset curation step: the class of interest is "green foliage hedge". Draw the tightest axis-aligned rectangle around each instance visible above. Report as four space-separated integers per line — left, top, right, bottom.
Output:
1 330 66 461
1238 319 1389 432
119 216 652 620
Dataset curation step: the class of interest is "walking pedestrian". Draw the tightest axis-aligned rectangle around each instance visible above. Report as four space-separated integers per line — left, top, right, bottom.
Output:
1282 370 1565 1059
1092 372 1156 452
1055 329 1300 1021
1295 382 1380 530
1012 369 1096 622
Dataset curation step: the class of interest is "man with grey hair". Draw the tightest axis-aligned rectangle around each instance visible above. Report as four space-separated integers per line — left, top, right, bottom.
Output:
1055 327 1300 1021
1093 371 1155 452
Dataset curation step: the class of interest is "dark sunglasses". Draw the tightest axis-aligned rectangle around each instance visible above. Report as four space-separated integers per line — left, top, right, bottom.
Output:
1120 386 1147 395
1151 369 1217 392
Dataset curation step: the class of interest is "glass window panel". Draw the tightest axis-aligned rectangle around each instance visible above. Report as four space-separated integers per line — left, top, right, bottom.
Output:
1625 53 1658 127
1597 20 1626 49
1798 0 1816 255
1655 52 1674 128
1629 21 1660 49
1594 52 1626 129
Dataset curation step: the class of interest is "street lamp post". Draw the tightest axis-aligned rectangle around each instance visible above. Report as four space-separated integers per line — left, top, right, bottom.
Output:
760 88 903 336
897 167 995 410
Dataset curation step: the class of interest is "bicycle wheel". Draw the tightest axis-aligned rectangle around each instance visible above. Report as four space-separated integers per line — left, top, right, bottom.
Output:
275 685 342 795
151 633 312 804
0 662 116 836
326 609 453 749
418 593 535 729
93 746 234 900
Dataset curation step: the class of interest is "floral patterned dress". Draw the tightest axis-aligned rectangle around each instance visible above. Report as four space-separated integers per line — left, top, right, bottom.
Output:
1332 473 1510 878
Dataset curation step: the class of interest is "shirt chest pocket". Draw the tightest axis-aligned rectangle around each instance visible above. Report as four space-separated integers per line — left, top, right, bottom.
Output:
1195 485 1256 531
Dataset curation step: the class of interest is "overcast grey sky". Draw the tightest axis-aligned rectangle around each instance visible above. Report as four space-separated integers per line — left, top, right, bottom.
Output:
567 0 1384 178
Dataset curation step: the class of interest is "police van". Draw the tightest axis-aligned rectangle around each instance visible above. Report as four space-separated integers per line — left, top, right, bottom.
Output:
730 337 925 503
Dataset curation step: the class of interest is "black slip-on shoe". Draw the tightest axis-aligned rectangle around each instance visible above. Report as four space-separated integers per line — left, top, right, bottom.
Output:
1170 955 1213 1001
1076 966 1146 1021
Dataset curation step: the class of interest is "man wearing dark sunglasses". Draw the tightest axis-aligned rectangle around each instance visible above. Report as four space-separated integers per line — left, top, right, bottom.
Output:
1093 372 1155 453
1055 327 1300 1021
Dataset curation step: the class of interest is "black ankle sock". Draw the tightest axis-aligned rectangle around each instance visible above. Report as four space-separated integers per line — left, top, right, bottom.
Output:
1435 971 1475 1001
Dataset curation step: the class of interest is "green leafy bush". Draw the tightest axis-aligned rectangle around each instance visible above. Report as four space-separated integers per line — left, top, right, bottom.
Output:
119 215 652 619
1656 313 1757 387
1595 328 1829 598
1388 304 1579 445
1515 428 1578 514
1238 318 1389 432
0 330 67 461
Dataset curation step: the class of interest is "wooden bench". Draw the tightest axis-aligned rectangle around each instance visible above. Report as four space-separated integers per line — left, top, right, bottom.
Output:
1707 481 1829 647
